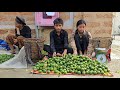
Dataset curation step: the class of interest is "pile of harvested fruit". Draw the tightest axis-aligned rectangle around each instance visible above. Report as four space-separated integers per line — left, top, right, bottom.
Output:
0 54 14 64
31 54 113 76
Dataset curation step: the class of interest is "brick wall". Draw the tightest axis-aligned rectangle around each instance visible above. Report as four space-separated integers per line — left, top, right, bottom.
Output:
39 12 113 44
73 12 113 38
0 12 113 45
0 12 35 40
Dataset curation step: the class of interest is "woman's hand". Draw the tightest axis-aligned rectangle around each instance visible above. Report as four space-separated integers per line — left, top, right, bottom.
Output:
73 50 78 55
87 54 92 59
79 50 83 55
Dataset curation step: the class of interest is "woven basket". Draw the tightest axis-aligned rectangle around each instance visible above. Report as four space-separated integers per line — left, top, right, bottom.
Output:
87 37 113 55
93 37 113 49
24 38 45 63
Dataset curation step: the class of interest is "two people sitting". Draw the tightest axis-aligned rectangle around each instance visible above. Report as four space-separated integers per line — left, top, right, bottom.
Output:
43 18 92 58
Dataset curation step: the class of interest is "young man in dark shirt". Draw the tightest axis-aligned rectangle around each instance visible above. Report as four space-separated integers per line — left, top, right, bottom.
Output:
6 16 31 54
44 18 73 57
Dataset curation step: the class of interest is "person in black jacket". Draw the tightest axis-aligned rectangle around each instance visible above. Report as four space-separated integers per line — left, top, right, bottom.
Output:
44 18 73 57
6 16 31 54
74 19 92 55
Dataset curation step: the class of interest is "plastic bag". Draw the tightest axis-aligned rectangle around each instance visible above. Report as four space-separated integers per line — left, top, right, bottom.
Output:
0 39 10 50
0 46 27 68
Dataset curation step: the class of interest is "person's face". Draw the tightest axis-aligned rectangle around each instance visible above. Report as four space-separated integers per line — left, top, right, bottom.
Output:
15 21 22 28
77 24 86 33
54 24 63 32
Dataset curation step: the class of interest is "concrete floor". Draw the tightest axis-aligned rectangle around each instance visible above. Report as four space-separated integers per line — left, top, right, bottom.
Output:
0 36 120 78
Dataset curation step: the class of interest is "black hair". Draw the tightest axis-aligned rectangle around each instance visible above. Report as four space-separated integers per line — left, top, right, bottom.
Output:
75 19 86 34
76 19 86 27
53 18 63 25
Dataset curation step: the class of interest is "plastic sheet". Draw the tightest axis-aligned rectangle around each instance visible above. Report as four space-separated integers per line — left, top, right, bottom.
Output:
0 46 27 68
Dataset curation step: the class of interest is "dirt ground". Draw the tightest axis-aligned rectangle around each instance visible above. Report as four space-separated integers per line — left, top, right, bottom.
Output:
0 36 120 78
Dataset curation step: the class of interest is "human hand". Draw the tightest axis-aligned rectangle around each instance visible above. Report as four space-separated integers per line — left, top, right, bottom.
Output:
62 49 67 57
56 53 62 57
73 50 78 55
87 54 92 58
15 27 20 35
14 39 18 44
79 50 83 55
53 52 56 57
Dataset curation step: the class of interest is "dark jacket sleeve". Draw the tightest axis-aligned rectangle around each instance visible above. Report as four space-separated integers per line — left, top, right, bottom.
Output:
24 26 31 38
50 32 56 52
74 35 81 51
64 31 69 49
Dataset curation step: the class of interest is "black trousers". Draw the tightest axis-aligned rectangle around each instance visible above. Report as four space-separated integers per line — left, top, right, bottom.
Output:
43 44 73 57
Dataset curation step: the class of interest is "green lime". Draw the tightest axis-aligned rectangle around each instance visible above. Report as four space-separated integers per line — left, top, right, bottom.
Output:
101 70 104 74
74 70 78 73
107 69 110 72
42 69 46 73
54 70 59 73
69 69 72 73
77 71 81 74
98 68 102 71
93 71 97 75
72 70 74 73
104 69 108 73
89 71 93 75
38 70 42 73
97 71 101 74
86 70 89 74
82 71 86 74
50 67 54 71
47 70 51 73
63 71 67 74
